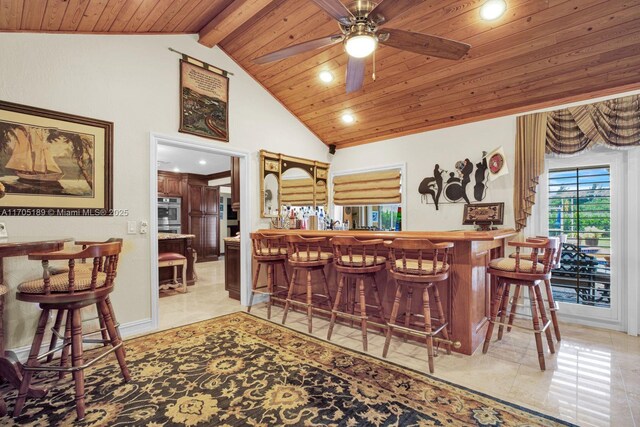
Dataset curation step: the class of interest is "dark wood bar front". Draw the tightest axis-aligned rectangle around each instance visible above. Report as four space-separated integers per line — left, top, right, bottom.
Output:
255 229 517 355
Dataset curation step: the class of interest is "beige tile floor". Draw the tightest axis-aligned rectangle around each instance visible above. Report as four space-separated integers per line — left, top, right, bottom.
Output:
158 261 640 427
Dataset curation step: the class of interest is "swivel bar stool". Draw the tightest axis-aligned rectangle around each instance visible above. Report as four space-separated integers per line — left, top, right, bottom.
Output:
508 235 566 342
248 233 290 319
483 237 559 370
382 238 454 374
327 236 387 352
14 241 130 421
282 235 333 333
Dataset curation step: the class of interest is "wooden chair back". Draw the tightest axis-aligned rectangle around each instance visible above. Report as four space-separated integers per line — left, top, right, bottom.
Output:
28 241 122 295
286 235 327 264
330 236 384 271
510 237 560 275
76 238 123 274
385 238 453 278
250 233 287 259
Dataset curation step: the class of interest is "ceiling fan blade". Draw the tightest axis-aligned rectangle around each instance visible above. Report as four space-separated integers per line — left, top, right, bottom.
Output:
379 28 470 60
309 0 354 26
254 34 344 64
369 0 426 25
345 56 366 94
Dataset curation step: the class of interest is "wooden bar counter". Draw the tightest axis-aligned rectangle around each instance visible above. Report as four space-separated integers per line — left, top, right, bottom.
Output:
256 228 517 355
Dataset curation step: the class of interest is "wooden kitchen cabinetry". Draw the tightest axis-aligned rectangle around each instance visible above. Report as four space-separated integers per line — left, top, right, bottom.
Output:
185 176 220 263
157 171 182 197
230 156 240 212
224 237 240 300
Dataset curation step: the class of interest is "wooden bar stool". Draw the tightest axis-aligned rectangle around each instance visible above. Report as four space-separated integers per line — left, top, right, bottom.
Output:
382 239 454 374
13 241 130 421
327 236 387 351
483 237 559 370
248 233 290 319
158 252 187 293
508 235 566 342
282 235 333 333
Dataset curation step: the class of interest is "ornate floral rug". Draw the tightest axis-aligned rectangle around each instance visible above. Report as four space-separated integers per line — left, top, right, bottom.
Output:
0 312 574 426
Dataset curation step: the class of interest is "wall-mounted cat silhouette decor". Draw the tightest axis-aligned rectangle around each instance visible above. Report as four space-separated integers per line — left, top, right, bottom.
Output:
419 152 488 210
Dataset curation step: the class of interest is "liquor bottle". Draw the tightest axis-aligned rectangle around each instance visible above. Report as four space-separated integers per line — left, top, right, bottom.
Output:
395 207 402 231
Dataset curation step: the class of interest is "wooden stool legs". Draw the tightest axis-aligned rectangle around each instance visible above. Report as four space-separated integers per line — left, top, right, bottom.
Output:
382 282 448 374
544 279 562 341
248 261 289 320
281 266 332 334
327 273 386 352
483 280 555 371
13 301 130 420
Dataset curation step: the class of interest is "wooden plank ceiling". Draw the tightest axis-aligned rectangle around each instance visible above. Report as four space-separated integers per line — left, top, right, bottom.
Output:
2 0 640 149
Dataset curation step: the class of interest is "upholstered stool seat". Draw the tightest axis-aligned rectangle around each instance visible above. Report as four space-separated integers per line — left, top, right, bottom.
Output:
382 239 455 374
0 284 7 296
248 233 290 320
18 272 107 294
158 252 187 293
282 235 334 333
327 237 388 352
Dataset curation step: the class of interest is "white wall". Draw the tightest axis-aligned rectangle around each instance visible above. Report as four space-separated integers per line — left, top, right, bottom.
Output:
0 33 328 349
331 117 517 231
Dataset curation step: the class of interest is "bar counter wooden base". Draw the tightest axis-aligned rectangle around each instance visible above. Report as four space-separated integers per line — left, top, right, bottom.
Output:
255 229 516 356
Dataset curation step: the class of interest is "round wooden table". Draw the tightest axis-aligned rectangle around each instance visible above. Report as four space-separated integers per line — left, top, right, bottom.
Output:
0 237 72 416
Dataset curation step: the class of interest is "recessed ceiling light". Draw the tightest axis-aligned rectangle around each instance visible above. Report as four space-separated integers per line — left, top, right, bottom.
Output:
341 113 355 124
480 0 507 21
199 160 207 165
173 167 180 172
319 70 334 83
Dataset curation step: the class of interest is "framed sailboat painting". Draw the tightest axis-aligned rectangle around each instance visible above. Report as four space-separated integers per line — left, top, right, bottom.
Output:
0 101 113 215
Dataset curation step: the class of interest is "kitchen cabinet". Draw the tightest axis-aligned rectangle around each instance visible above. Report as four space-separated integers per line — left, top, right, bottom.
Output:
186 179 219 262
157 171 182 197
224 237 240 300
230 156 240 212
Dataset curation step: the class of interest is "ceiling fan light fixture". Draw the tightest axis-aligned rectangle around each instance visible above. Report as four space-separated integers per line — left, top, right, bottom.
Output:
480 0 507 21
319 70 334 82
345 34 377 58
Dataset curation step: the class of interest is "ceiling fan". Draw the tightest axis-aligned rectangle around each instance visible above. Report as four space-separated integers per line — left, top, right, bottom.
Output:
253 0 471 93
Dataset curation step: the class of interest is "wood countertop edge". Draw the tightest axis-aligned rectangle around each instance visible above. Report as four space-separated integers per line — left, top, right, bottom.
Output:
256 229 518 242
158 233 196 240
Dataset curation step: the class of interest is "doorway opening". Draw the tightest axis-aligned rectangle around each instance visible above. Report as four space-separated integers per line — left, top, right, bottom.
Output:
149 133 249 331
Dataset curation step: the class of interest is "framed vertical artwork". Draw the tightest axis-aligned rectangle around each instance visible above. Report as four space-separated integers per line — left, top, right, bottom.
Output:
179 60 229 142
0 100 113 216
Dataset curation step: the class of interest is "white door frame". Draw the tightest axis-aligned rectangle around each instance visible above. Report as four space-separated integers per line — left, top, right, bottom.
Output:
149 132 251 330
536 150 625 331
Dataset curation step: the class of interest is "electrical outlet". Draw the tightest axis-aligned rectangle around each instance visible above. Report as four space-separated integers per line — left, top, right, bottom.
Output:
0 222 7 238
139 220 148 234
127 221 137 235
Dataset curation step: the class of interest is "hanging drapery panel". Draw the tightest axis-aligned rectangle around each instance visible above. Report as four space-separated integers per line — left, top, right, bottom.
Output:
514 112 548 231
333 170 401 206
547 94 640 155
281 178 315 205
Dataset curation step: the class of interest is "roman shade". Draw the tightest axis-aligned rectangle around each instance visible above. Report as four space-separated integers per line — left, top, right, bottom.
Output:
333 169 401 206
281 178 327 206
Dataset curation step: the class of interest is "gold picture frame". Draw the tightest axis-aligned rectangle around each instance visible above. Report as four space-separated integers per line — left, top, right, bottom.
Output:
179 60 229 142
0 100 113 216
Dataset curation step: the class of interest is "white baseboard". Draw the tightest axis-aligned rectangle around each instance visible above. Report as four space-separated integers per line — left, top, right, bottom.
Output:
8 317 154 363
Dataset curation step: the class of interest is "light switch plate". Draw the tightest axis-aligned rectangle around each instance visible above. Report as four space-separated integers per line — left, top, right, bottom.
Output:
0 222 7 238
127 221 137 235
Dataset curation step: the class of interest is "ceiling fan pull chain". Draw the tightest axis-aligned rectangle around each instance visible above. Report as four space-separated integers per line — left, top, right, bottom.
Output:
372 49 376 81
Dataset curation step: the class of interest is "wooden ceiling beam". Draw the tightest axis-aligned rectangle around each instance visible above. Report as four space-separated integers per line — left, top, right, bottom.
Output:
198 0 274 48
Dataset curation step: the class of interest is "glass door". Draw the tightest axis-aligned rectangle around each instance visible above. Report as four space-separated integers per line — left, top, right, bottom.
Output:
540 151 623 327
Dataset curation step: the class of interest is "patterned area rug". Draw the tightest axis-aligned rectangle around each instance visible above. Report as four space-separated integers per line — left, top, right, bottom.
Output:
0 312 575 426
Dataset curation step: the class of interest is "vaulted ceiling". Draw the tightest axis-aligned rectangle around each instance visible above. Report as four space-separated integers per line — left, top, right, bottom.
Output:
2 0 640 149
